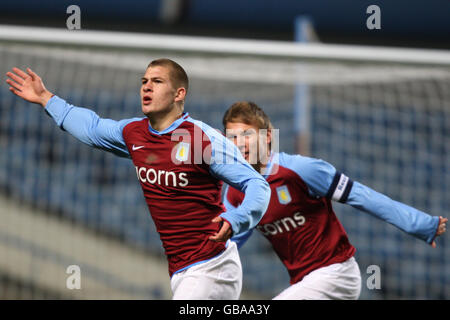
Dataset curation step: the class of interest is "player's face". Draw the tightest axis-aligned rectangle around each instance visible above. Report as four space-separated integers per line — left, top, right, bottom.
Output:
140 66 179 117
225 122 262 166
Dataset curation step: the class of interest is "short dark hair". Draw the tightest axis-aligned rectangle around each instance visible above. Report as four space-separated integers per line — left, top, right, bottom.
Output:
223 101 273 130
148 58 189 93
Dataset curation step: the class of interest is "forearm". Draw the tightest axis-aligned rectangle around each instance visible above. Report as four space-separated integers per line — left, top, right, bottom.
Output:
223 184 255 248
45 95 106 147
220 177 270 235
205 125 271 235
347 181 439 243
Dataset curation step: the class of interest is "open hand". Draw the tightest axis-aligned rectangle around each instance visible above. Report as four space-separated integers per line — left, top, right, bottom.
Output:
6 67 53 107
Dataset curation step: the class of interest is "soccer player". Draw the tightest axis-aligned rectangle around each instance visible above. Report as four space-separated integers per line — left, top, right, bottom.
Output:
222 101 447 300
5 61 271 300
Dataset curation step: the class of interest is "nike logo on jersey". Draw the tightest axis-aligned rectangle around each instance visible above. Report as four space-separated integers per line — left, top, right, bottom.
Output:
132 145 145 151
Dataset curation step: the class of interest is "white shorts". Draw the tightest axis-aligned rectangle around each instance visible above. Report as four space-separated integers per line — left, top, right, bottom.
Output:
170 241 242 300
273 257 361 300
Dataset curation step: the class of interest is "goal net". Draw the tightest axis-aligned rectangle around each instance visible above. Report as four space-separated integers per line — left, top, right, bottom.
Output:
0 25 449 299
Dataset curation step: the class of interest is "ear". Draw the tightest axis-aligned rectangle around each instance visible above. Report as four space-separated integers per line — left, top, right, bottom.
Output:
174 87 186 102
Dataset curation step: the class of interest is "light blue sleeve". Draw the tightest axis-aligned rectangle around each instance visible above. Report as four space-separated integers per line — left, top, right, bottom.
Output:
45 95 142 158
222 184 254 249
282 153 440 244
196 122 270 236
279 153 337 198
346 182 439 244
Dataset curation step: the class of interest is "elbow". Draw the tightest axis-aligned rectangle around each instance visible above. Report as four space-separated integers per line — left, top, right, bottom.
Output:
254 176 270 199
260 178 270 195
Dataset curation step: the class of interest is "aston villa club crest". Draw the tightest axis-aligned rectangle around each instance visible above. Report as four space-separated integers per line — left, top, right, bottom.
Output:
175 142 190 162
276 185 291 204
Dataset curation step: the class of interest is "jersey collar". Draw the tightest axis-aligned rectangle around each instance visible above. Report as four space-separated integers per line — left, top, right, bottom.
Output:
147 112 190 135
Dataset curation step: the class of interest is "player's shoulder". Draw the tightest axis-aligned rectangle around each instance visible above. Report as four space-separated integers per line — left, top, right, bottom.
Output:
274 152 339 196
276 152 336 180
119 117 147 137
122 117 148 131
277 152 321 170
184 116 227 144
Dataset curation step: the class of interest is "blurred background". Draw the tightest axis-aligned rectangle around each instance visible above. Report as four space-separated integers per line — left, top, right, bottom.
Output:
0 0 449 299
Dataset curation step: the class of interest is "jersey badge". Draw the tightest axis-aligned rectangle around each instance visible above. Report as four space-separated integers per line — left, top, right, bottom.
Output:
175 142 190 162
276 185 292 204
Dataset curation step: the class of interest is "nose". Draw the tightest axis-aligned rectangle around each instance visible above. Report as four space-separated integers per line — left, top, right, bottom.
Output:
143 82 153 92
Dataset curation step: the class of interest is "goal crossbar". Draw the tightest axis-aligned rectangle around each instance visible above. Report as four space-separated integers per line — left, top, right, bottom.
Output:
1 24 450 66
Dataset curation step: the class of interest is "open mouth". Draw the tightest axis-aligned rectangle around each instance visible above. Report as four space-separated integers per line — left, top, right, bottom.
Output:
142 96 152 105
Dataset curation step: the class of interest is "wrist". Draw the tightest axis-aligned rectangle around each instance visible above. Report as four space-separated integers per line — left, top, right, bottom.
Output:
40 90 54 108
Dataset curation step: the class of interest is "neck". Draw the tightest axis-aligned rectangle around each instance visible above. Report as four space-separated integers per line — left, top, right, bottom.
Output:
148 107 183 132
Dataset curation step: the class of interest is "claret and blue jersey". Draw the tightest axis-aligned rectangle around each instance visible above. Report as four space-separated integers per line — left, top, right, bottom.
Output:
225 152 440 284
44 95 270 276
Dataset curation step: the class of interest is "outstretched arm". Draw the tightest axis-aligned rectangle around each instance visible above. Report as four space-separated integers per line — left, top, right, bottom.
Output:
283 153 447 247
6 67 140 158
346 181 446 247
